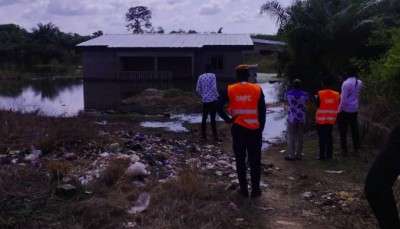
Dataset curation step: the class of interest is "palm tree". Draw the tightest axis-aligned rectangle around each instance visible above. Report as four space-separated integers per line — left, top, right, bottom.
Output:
260 0 400 91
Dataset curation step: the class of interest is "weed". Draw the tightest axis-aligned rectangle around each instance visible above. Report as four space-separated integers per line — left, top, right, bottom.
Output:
48 160 71 182
163 88 195 98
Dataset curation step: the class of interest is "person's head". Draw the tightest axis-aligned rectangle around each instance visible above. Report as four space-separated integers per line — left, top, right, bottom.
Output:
292 79 302 89
322 76 335 88
345 65 358 78
235 64 250 81
205 64 212 73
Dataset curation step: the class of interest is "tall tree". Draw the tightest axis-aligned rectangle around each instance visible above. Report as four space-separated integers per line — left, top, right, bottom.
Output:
0 24 29 68
125 6 152 34
260 0 400 92
31 22 63 65
92 30 103 38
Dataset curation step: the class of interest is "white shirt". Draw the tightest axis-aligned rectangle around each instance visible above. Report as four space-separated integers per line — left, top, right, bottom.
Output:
338 77 362 113
196 73 219 103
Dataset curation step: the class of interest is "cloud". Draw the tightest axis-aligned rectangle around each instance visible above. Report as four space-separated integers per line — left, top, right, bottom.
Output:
0 0 26 6
199 2 223 15
229 8 257 23
47 0 98 16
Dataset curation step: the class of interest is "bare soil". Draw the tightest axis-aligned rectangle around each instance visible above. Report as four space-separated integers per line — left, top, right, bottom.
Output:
0 90 391 229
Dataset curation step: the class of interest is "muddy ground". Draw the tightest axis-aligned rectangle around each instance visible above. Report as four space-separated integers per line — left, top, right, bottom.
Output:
0 89 393 228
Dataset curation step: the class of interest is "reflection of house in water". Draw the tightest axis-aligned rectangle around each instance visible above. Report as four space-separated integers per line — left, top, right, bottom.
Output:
83 81 183 111
76 34 255 81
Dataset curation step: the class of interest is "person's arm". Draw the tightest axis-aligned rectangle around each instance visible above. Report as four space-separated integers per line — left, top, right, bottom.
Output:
315 94 320 108
216 89 235 123
258 90 266 132
195 76 202 97
338 82 347 112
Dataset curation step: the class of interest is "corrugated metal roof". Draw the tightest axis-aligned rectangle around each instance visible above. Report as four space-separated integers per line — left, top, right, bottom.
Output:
252 38 286 46
77 34 253 48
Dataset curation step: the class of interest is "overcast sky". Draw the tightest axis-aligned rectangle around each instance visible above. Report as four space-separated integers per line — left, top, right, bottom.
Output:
0 0 293 36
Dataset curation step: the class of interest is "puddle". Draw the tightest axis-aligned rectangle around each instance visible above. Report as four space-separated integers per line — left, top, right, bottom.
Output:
140 121 189 132
263 107 287 148
139 82 287 148
140 108 287 148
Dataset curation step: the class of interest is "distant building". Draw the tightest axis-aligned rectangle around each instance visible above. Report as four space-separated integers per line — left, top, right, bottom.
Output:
244 38 286 56
76 34 255 81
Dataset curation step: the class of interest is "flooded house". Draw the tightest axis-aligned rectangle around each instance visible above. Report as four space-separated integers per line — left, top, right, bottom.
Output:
76 34 255 81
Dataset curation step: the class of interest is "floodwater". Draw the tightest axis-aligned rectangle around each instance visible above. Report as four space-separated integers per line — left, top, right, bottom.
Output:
0 79 287 147
139 82 287 148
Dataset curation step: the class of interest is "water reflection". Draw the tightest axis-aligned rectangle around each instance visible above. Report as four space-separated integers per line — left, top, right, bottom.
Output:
0 80 84 116
0 79 287 147
138 106 287 149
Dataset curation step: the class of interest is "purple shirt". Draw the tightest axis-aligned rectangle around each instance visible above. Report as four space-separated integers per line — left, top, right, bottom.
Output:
285 89 309 123
196 73 219 102
338 77 362 113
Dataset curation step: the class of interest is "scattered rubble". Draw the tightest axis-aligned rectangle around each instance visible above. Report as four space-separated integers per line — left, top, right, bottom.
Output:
127 192 151 214
301 190 362 214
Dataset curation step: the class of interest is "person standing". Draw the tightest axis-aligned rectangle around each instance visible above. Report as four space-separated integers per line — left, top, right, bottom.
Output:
284 79 309 161
196 65 220 142
217 64 266 198
338 65 363 156
315 77 340 160
365 122 400 229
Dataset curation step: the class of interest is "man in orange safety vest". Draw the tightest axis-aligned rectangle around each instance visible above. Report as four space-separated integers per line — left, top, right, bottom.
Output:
217 64 266 198
315 77 340 160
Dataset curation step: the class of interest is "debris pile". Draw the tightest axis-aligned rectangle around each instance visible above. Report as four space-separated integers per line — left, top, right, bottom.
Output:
302 190 362 213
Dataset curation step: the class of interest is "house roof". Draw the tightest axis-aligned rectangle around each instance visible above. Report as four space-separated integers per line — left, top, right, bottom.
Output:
252 38 286 46
77 34 253 48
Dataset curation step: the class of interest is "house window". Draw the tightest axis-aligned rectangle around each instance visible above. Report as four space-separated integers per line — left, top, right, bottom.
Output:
211 55 224 70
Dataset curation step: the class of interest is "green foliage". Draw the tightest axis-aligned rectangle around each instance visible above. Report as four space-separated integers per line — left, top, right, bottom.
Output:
0 22 91 77
261 0 400 93
163 88 194 98
356 26 400 126
125 6 152 34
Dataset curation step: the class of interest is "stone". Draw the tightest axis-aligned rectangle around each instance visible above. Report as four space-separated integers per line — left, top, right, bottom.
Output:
56 184 77 196
125 162 147 177
127 192 151 214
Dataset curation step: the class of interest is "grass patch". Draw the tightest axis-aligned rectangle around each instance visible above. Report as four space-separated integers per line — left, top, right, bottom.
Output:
163 88 195 98
136 165 238 228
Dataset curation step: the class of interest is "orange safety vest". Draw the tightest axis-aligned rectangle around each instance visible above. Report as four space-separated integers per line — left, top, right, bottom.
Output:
315 89 340 125
227 82 261 129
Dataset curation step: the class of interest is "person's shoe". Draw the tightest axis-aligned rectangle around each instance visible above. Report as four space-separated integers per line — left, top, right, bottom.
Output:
251 189 262 198
237 189 249 198
285 155 297 161
353 150 361 158
213 137 222 143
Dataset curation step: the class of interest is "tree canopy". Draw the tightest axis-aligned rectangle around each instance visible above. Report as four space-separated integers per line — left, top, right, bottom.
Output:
260 0 400 92
125 6 152 34
0 22 91 74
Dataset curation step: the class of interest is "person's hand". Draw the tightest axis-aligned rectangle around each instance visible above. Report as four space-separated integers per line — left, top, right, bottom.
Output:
226 116 237 124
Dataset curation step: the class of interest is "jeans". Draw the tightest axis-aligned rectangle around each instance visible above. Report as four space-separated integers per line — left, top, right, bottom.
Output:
365 122 400 228
231 124 262 193
338 111 360 154
286 121 305 158
201 101 217 139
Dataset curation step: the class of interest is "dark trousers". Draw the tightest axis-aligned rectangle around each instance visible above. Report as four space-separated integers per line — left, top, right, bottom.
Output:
231 124 262 192
365 123 400 229
201 101 217 139
317 124 333 159
338 111 360 153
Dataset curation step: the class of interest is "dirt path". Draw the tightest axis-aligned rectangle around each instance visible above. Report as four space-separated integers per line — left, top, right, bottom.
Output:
252 133 377 229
